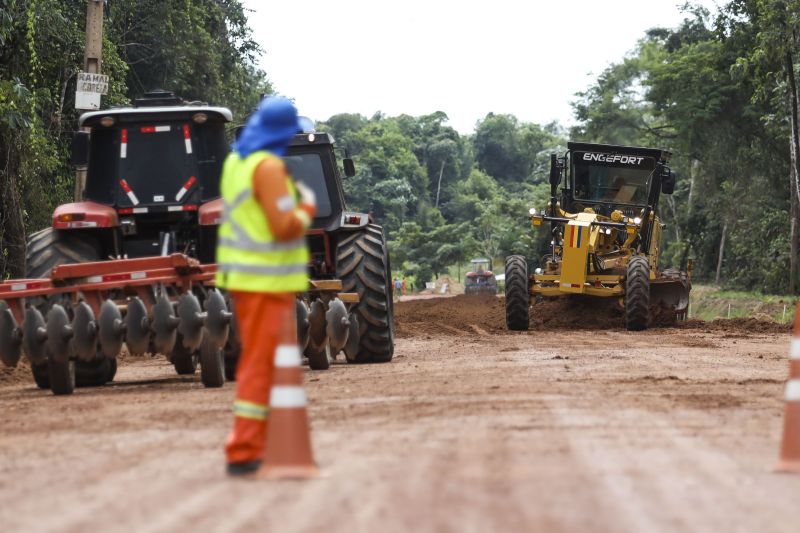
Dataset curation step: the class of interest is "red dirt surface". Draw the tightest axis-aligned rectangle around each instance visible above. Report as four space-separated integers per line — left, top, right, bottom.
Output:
0 295 797 532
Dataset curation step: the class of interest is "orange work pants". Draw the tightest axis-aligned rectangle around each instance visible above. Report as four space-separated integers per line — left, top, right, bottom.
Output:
225 290 295 465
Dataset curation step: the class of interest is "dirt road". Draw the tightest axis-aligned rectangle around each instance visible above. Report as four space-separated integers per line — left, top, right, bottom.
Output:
1 295 798 532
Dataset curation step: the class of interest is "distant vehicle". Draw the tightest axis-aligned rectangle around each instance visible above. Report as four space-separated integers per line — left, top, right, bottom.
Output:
464 258 498 295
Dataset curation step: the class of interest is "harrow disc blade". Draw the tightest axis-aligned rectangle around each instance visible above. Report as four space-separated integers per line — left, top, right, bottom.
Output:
296 300 310 351
152 295 178 355
307 300 327 353
343 313 360 362
125 297 151 356
326 298 350 353
204 290 230 349
177 293 204 352
46 304 73 364
0 306 23 367
22 307 48 365
98 300 124 359
72 302 98 362
226 295 241 353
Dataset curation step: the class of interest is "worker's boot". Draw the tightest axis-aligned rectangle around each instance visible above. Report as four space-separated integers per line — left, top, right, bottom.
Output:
226 460 262 477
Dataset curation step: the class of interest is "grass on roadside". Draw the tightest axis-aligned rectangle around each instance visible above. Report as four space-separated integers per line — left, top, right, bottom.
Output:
689 284 798 324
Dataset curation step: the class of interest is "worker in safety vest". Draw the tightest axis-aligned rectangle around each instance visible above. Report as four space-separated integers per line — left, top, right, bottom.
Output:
216 96 316 476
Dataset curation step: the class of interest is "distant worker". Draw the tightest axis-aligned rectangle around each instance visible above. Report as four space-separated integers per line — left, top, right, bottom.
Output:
395 277 402 297
215 96 316 477
401 277 407 296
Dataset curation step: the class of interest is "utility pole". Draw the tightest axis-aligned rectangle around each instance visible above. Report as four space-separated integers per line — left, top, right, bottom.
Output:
74 0 105 201
84 0 104 75
435 160 445 208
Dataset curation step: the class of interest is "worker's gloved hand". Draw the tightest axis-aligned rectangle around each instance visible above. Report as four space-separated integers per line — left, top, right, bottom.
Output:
295 181 316 207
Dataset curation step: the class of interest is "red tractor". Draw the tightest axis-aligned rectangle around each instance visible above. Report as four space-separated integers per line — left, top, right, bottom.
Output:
0 91 394 394
464 258 498 295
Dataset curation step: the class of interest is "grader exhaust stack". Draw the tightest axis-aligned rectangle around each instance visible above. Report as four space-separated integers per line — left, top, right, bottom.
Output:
505 142 691 331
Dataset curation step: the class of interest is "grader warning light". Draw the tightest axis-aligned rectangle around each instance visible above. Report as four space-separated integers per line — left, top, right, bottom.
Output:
504 142 691 332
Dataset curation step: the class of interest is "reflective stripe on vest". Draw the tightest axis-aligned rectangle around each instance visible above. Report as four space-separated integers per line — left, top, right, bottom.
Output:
215 150 310 292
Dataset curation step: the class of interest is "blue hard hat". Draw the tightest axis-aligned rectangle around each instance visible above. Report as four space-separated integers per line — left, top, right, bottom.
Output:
234 96 303 158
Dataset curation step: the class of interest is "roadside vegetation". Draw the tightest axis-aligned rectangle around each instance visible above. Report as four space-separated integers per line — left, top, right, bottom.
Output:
689 284 798 323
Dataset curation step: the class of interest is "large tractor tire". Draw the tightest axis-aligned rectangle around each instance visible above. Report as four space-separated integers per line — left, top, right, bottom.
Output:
625 256 650 331
336 224 394 363
25 227 101 278
504 255 530 331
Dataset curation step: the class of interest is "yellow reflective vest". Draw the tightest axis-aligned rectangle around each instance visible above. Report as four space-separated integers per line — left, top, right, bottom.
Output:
215 150 310 292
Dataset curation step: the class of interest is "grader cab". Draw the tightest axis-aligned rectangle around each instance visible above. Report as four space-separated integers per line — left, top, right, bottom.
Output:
504 142 691 331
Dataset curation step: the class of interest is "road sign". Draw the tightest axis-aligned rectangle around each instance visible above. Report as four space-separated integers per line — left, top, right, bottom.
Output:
75 71 109 110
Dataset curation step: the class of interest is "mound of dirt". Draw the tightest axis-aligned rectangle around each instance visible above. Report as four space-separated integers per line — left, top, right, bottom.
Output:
394 294 507 337
394 295 789 337
0 360 32 385
676 317 790 334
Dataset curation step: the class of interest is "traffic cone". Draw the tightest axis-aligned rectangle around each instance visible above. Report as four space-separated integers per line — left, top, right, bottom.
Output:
776 303 800 473
257 304 320 479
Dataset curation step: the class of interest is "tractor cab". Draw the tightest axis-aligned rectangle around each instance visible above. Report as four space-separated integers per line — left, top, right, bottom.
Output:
64 90 232 262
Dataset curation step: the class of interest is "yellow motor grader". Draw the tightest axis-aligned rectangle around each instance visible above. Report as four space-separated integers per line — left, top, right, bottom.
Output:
504 142 691 331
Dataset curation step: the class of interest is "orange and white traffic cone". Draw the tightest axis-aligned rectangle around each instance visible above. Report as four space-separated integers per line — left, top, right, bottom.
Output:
776 303 800 473
257 305 320 479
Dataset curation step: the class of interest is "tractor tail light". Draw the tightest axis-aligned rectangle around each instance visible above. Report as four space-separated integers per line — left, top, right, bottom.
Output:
57 213 86 223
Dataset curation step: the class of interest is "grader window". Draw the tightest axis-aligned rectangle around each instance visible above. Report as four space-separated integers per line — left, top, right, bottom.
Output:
572 152 656 206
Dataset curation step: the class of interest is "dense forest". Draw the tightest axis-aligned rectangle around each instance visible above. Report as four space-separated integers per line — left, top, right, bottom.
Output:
2 1 799 294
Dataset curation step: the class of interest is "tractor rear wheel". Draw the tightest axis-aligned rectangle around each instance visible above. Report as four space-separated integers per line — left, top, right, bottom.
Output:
336 225 394 363
504 255 530 331
25 227 101 278
625 256 650 331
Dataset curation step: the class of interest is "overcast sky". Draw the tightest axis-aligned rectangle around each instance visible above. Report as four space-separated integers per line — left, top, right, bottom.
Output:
241 0 718 134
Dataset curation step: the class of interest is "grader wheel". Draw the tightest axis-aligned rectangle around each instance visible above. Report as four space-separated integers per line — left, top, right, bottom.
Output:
504 255 530 331
625 256 650 331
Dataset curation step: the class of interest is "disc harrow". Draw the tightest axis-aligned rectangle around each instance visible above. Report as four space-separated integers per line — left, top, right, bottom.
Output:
0 254 360 394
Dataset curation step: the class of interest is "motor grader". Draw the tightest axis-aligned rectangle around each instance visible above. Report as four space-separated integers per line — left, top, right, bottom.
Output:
504 142 691 331
0 91 394 394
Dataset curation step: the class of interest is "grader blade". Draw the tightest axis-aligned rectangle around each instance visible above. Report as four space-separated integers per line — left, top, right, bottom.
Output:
650 277 690 317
